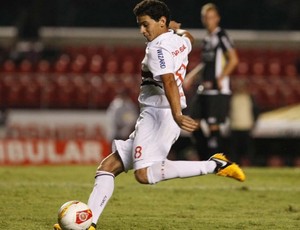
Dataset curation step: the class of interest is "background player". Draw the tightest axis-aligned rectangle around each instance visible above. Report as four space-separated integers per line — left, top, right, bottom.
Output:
54 1 245 229
186 3 239 160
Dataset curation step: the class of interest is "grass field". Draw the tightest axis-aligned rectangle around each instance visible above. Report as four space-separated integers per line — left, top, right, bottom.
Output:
0 165 299 230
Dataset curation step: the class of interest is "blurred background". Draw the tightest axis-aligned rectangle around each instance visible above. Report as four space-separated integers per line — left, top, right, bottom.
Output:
0 0 299 166
1 0 300 30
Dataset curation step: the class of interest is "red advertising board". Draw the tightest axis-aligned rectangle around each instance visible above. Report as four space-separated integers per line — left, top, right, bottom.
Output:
0 139 111 165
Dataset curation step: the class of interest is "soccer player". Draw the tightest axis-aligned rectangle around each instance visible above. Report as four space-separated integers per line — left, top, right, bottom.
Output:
187 3 239 159
54 1 244 229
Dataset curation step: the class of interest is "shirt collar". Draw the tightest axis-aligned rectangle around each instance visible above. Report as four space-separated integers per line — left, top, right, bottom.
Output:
148 30 173 47
209 27 221 36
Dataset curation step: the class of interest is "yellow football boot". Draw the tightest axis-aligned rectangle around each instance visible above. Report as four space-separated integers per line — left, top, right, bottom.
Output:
88 224 97 230
209 153 246 182
53 223 62 230
53 223 96 230
88 224 96 230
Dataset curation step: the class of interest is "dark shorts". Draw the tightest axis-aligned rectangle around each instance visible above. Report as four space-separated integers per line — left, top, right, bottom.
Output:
189 93 230 125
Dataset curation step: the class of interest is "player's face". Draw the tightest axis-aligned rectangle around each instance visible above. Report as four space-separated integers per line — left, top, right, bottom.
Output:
137 15 167 42
202 9 220 33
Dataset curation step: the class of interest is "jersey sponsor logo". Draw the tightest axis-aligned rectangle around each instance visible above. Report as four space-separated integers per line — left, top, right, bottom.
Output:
156 49 166 69
172 44 187 57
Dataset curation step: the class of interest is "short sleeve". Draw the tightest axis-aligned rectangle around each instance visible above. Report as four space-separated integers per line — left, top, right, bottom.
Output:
182 36 192 54
218 30 234 52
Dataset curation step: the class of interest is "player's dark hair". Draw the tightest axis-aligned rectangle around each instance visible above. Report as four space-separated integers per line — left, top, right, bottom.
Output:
133 0 170 27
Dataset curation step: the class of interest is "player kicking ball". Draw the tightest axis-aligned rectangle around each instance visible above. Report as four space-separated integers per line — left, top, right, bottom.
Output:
54 1 245 229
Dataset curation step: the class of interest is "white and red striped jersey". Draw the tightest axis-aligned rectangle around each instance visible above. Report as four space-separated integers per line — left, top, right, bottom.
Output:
139 30 192 109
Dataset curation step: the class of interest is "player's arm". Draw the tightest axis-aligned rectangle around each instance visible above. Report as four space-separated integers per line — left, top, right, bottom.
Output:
222 48 239 77
183 62 204 90
161 73 199 132
169 20 194 46
169 20 198 90
217 48 239 89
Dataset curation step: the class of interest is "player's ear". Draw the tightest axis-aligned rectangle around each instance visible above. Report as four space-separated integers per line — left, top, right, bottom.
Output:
159 16 167 27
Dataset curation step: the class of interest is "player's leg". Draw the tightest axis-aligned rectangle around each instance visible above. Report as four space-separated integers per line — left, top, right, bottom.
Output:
54 151 124 230
207 123 222 155
87 151 125 227
190 93 223 158
191 127 209 160
54 134 135 230
53 152 124 230
135 153 245 184
133 106 245 185
205 94 227 155
132 106 212 184
135 159 217 184
132 106 213 184
189 93 210 159
87 135 135 228
210 94 231 154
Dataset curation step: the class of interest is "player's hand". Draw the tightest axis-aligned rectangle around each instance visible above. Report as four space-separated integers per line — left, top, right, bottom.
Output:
174 114 199 132
183 78 193 91
169 20 182 30
217 76 224 90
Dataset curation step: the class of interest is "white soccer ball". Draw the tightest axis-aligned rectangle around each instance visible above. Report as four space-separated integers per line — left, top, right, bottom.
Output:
58 200 93 230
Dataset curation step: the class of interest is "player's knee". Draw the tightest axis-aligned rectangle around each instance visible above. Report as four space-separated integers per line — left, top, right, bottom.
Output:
96 152 124 176
134 168 149 184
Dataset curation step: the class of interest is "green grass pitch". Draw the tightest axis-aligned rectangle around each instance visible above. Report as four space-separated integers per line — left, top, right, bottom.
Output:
0 165 299 229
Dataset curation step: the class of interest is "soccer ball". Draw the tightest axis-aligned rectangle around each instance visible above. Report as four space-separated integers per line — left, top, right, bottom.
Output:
57 200 93 230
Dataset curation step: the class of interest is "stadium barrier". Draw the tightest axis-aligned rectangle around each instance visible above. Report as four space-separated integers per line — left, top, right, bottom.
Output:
0 27 299 166
0 110 112 165
0 139 110 165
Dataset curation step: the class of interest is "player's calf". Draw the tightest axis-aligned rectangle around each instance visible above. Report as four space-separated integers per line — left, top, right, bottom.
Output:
134 168 150 184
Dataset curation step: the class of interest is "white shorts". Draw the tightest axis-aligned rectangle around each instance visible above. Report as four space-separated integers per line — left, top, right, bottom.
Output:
112 106 180 172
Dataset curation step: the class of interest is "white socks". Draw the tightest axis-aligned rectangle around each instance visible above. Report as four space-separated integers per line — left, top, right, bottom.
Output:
87 171 115 225
87 160 217 224
147 160 217 184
